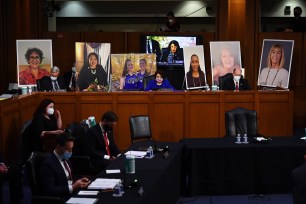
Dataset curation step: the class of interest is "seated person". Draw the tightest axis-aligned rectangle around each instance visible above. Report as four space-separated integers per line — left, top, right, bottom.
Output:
37 66 66 91
223 68 250 90
64 64 78 91
145 70 175 91
86 111 121 172
160 40 183 64
39 133 90 197
160 11 180 32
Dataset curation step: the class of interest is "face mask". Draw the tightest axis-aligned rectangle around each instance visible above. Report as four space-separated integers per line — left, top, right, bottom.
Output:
62 151 72 160
50 76 57 81
47 107 54 115
234 76 241 81
156 78 163 83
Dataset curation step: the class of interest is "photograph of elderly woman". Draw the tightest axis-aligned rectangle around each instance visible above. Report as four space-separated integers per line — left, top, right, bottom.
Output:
111 53 156 91
257 39 294 89
17 40 52 87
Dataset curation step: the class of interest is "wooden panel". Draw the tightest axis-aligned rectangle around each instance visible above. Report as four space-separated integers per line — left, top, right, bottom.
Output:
189 103 220 138
153 103 184 142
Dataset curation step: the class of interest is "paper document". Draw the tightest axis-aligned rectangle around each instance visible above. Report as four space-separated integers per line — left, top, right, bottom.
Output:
87 178 121 190
124 151 147 158
106 169 121 174
78 191 99 195
66 197 98 204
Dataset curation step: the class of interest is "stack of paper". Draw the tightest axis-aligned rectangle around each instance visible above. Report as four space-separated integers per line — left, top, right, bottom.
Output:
87 178 121 190
66 197 98 204
124 151 147 158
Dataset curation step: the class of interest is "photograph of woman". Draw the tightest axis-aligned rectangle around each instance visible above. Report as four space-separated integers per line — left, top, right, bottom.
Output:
258 40 294 89
160 40 183 64
136 58 150 90
119 59 138 90
210 42 241 86
17 40 52 86
77 52 108 91
145 70 175 91
184 46 207 89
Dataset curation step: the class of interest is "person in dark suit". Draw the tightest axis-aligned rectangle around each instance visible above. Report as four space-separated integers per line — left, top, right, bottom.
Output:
39 133 90 197
223 67 250 91
146 38 162 62
292 157 306 204
86 111 121 172
37 66 66 91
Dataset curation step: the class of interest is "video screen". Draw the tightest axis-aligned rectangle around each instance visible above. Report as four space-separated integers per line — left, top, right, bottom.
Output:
140 35 203 68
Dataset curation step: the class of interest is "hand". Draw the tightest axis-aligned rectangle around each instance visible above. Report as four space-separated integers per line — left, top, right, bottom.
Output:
54 110 61 119
111 156 117 161
73 178 90 190
56 129 64 134
0 163 8 174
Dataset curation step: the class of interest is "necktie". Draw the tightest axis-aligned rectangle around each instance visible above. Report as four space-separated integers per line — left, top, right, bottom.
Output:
53 80 59 90
63 160 73 181
103 132 111 156
235 81 239 91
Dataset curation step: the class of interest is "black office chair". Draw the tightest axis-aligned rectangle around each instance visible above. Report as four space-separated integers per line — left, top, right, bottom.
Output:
225 107 258 137
218 73 233 90
25 152 63 204
292 160 306 204
143 75 155 90
129 115 152 144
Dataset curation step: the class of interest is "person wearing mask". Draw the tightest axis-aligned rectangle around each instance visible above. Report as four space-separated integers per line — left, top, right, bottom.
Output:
39 133 90 197
145 70 175 91
223 67 250 91
86 111 121 172
284 6 306 32
161 11 180 32
26 99 64 158
38 66 66 91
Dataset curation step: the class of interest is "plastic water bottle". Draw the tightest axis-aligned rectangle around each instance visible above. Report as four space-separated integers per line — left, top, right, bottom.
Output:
112 184 123 197
235 133 241 144
146 146 153 158
243 133 248 144
28 86 32 94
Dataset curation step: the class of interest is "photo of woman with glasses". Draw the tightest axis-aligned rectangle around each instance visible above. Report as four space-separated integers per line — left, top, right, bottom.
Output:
19 47 50 85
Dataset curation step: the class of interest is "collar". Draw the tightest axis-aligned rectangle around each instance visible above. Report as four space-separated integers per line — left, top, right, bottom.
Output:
54 150 63 162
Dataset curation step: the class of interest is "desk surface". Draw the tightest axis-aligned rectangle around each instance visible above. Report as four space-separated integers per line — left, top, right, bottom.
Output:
181 137 306 196
73 141 183 204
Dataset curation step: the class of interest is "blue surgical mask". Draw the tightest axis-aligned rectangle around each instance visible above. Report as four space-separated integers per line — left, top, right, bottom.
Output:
62 152 72 160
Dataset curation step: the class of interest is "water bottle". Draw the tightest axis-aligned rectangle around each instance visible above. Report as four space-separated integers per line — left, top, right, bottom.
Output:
243 133 248 144
235 133 241 144
146 146 153 158
28 86 32 94
112 184 123 197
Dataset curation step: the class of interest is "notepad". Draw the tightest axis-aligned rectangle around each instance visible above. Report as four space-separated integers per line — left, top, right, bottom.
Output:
78 191 99 195
106 169 121 174
124 151 147 158
66 197 98 204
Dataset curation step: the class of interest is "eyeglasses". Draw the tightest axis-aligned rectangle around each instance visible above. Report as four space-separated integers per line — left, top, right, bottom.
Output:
29 56 40 60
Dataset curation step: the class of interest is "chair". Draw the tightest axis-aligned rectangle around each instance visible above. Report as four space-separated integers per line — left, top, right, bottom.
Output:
129 115 152 144
218 73 233 90
225 107 258 137
25 152 63 204
143 75 155 90
292 160 306 204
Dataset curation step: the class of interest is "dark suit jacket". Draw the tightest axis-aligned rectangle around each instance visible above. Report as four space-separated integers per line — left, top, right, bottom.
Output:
292 161 306 204
223 76 250 90
39 152 72 197
38 76 66 91
86 124 120 171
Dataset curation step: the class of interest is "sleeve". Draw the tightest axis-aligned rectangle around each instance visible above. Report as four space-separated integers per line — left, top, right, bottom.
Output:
144 80 155 91
86 127 107 160
39 160 70 196
29 116 45 152
77 66 88 91
164 80 175 90
108 132 121 156
186 72 193 88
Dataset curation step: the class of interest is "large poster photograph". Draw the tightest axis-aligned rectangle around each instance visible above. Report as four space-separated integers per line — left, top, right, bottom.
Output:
257 39 294 89
111 53 156 91
17 40 53 87
183 46 207 90
75 42 111 91
210 41 242 86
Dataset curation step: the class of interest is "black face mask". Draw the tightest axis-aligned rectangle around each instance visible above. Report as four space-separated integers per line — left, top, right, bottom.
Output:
103 124 113 132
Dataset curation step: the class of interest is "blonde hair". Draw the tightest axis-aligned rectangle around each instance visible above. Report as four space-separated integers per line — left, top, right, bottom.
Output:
267 44 285 68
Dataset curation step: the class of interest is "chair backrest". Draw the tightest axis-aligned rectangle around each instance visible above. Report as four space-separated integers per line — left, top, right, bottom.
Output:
143 75 155 90
218 73 233 90
129 115 152 144
225 107 257 137
66 122 88 155
36 79 42 91
25 152 50 194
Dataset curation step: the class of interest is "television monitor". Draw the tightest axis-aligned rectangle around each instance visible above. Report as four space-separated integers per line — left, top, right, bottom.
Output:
140 35 203 68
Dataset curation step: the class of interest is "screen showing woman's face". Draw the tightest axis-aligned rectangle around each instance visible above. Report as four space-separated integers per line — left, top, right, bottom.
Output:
170 44 178 54
221 48 235 69
29 52 41 68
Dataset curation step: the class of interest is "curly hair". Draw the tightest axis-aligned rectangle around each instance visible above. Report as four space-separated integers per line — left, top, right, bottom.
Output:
25 47 44 62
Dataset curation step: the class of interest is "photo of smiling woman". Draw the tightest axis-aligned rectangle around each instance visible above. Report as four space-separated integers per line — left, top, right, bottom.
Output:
258 40 294 89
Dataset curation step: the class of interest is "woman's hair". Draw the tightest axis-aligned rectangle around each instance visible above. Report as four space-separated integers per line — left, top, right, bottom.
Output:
155 70 165 79
267 44 285 68
25 48 44 62
122 59 132 77
87 52 99 64
167 40 180 52
189 54 203 73
33 98 54 117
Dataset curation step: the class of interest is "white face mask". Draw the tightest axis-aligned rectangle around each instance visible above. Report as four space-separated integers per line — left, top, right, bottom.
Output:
50 76 57 81
47 107 54 115
234 76 241 81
